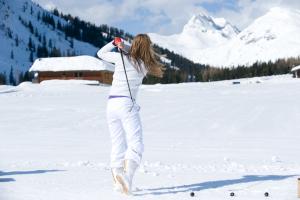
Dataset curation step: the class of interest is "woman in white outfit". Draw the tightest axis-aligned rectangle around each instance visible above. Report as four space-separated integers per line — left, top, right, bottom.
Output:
97 34 164 195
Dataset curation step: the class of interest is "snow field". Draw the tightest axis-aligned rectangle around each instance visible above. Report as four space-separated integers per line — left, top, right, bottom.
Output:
1 75 300 200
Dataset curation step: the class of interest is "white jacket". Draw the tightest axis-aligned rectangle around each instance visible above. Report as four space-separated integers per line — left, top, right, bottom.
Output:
97 41 147 100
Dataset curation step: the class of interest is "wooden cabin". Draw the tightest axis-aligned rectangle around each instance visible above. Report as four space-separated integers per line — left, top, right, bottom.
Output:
29 56 114 84
291 65 300 78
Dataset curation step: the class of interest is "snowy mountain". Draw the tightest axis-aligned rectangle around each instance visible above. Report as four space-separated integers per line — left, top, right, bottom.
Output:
149 7 300 67
0 0 98 80
149 12 239 61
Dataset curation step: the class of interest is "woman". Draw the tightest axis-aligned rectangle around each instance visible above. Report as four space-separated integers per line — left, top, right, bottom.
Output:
97 34 164 195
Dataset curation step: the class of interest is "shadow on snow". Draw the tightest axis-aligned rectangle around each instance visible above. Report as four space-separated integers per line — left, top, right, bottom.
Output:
0 178 15 182
135 174 296 196
0 170 64 183
0 89 19 94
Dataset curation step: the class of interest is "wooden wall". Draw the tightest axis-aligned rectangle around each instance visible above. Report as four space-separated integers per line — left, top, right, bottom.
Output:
37 71 113 84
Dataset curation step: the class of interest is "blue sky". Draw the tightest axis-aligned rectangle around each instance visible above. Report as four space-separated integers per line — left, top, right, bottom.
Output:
200 0 239 13
33 0 300 35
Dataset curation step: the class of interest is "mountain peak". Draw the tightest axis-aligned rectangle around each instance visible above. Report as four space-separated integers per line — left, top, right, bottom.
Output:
182 12 239 39
185 13 214 32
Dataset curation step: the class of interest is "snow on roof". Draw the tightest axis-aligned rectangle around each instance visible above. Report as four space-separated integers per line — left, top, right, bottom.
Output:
29 55 114 72
291 65 300 72
160 56 172 64
170 65 180 71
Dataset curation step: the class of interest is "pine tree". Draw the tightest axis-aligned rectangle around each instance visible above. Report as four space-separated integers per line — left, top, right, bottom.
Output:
37 45 42 58
28 37 33 51
70 38 74 48
37 11 41 21
50 47 61 57
48 39 53 49
23 71 31 82
57 20 62 30
37 45 48 58
7 28 12 38
53 8 59 16
0 72 6 85
30 51 34 62
42 35 47 47
32 42 36 52
18 72 24 83
28 21 34 34
15 35 19 46
34 28 39 37
9 66 16 86
10 50 14 59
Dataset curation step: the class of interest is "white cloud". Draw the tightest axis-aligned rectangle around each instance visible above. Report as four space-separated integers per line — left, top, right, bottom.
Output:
216 0 300 30
33 0 211 34
33 0 300 35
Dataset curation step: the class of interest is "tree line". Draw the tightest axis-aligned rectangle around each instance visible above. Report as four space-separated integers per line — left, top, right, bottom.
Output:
198 57 300 82
0 72 6 85
143 57 300 84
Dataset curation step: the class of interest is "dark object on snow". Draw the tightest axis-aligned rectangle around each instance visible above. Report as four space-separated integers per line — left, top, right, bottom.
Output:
190 192 195 197
298 178 300 198
230 192 235 196
264 192 269 197
232 81 240 85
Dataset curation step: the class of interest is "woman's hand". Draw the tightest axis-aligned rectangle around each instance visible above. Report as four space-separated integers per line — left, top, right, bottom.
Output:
113 37 124 50
116 42 124 50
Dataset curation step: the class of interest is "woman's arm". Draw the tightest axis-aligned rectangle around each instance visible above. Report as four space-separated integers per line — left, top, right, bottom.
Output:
97 41 119 64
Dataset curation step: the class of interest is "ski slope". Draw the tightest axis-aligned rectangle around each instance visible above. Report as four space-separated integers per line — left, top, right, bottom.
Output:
1 75 300 200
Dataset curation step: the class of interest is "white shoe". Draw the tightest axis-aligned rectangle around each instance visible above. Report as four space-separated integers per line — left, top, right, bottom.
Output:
115 172 131 195
113 182 122 192
112 160 139 195
116 160 138 195
111 168 123 193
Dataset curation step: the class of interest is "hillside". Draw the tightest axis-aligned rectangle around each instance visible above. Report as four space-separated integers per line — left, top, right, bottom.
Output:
0 0 98 80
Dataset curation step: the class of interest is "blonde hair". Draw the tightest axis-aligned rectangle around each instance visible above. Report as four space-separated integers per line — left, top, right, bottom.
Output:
129 34 164 78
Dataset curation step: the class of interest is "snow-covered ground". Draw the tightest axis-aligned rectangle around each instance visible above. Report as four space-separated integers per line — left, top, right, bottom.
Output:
1 75 300 200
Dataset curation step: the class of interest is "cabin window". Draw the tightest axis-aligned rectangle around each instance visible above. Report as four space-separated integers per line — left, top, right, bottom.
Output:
74 72 83 77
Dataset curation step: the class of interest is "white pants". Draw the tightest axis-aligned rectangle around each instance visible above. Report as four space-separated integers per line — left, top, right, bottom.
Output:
107 97 144 168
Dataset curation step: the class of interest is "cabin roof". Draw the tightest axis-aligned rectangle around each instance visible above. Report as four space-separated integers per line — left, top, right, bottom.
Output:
291 65 300 72
29 55 114 72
